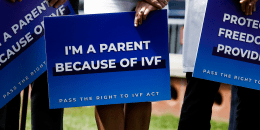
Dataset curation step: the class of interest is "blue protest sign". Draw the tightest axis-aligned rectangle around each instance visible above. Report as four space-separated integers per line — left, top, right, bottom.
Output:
193 0 260 90
0 0 75 108
44 10 170 109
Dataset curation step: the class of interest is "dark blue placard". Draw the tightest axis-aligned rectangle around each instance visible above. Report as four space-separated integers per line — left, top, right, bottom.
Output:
45 10 170 109
194 0 260 90
0 0 75 108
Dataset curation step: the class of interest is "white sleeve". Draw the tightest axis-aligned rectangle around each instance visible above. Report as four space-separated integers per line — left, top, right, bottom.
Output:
84 0 140 14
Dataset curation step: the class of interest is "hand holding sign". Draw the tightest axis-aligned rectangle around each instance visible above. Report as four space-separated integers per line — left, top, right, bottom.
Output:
134 1 157 27
240 0 258 15
144 0 169 9
47 0 67 8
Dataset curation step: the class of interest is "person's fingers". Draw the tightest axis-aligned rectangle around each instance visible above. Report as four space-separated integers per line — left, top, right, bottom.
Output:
134 4 140 27
158 0 167 8
249 0 257 11
240 0 246 12
138 14 142 26
143 8 151 21
162 0 169 6
134 14 139 27
49 0 58 7
9 0 15 3
249 3 253 15
145 0 163 9
135 2 142 27
135 1 141 12
135 9 144 27
240 0 258 15
139 8 145 25
18 0 22 2
135 1 159 27
245 2 250 15
143 6 157 20
54 0 64 8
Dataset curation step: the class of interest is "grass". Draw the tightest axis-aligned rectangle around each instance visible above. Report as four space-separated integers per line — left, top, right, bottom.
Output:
24 105 229 130
150 115 180 130
63 107 97 130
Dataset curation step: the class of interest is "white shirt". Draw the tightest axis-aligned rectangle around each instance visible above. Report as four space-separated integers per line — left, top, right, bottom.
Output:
84 0 140 14
183 0 208 72
84 0 168 14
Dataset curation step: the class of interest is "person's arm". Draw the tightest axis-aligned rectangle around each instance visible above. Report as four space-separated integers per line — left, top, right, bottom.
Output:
240 0 258 15
134 1 157 27
143 0 169 9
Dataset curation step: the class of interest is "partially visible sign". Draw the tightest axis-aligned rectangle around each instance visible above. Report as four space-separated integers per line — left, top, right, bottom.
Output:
45 10 171 109
194 0 260 90
0 0 75 108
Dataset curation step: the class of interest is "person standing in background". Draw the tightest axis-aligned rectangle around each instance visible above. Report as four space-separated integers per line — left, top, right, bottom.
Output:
0 0 79 130
30 0 78 130
85 0 168 130
178 0 220 129
232 1 259 129
178 0 258 130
